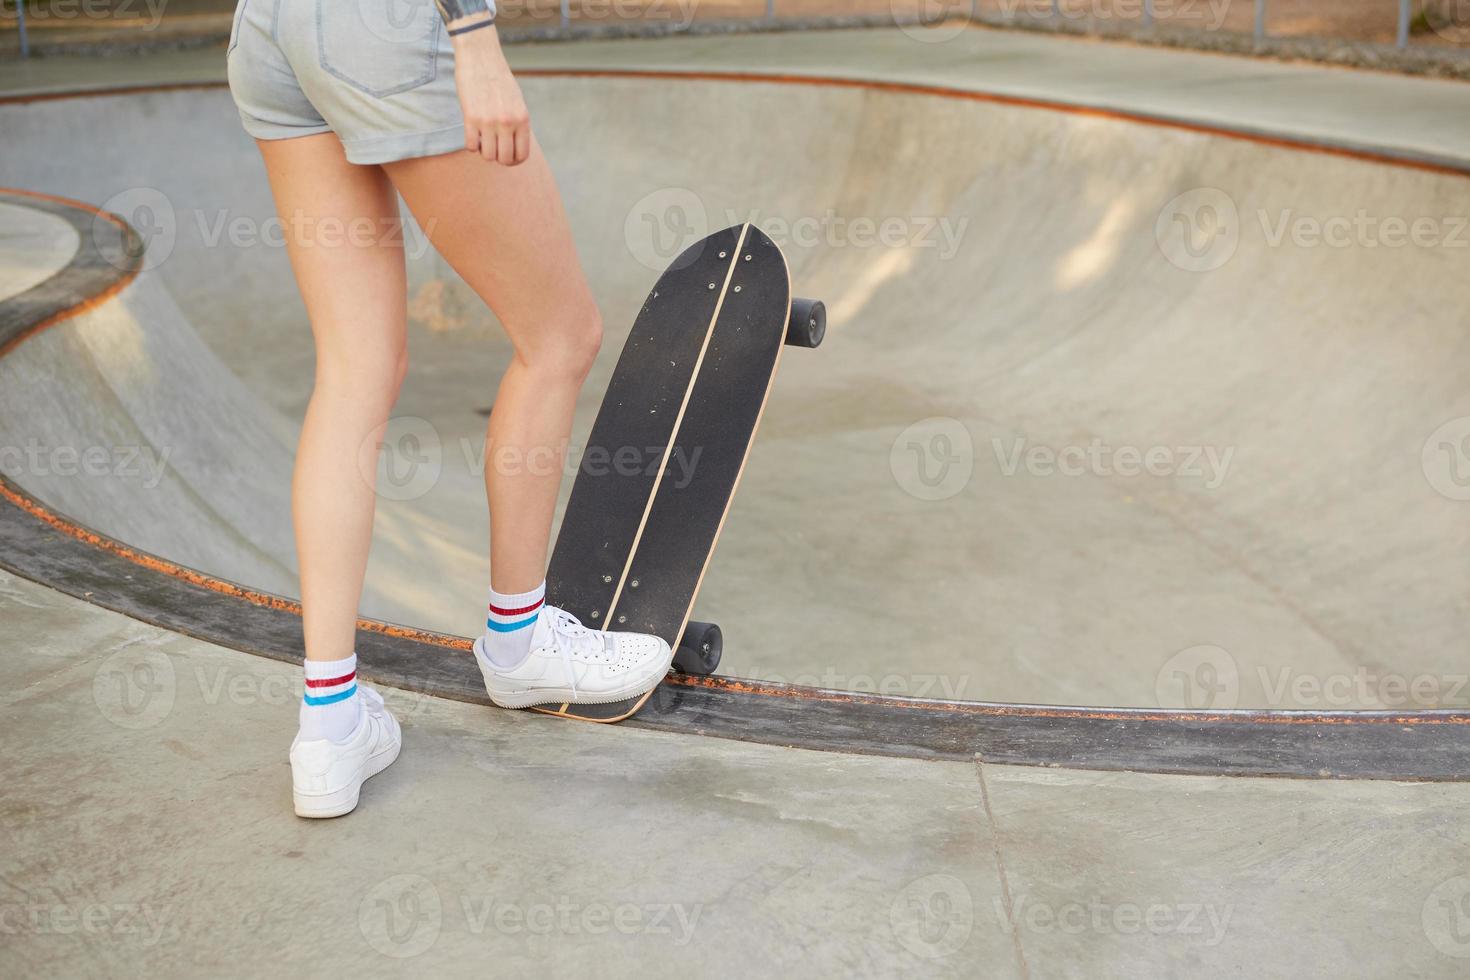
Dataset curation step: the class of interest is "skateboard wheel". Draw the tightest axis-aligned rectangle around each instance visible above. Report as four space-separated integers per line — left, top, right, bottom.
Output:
672 621 723 675
786 298 826 348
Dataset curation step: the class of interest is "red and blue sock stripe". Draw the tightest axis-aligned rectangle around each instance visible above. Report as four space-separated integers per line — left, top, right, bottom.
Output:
487 594 543 634
304 668 357 706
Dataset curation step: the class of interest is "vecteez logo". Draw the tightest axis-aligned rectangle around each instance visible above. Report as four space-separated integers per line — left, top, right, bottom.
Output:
890 417 974 501
98 186 176 272
1155 187 1240 272
1423 416 1470 501
624 187 709 271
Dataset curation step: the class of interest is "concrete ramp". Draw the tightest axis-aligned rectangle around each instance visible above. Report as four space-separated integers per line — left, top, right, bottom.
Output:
0 261 300 597
2 73 1469 708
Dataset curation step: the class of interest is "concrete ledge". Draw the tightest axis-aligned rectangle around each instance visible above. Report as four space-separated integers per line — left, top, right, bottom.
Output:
972 13 1470 82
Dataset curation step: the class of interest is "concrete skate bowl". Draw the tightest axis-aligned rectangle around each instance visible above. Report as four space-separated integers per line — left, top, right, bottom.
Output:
3 72 1470 778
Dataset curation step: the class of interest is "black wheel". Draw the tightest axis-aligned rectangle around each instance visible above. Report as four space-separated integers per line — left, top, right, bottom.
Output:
785 297 826 348
672 621 723 675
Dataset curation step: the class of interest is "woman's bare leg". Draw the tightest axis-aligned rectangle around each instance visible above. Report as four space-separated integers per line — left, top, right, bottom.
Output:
257 134 409 663
383 140 601 594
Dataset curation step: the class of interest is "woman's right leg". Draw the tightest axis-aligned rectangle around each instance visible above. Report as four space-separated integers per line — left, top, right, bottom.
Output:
382 141 599 598
382 145 674 707
256 133 408 666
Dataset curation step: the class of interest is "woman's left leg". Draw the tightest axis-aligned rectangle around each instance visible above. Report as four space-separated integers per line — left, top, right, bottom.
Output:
255 132 407 817
258 134 410 667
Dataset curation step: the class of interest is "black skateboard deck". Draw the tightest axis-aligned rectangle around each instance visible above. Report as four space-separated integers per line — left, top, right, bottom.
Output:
534 223 823 722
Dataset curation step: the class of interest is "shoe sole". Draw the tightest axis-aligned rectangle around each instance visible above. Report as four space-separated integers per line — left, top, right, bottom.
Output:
293 735 401 819
474 637 674 710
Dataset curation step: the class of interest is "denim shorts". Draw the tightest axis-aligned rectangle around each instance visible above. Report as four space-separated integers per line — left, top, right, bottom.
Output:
226 0 466 164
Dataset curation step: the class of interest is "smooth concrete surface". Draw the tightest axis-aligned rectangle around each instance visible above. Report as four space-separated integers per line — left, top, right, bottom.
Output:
0 201 78 302
4 30 1470 708
0 569 1012 977
0 261 487 630
5 566 1470 976
978 763 1470 977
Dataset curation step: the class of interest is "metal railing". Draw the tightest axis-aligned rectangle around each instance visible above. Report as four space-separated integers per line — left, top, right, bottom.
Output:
1246 0 1415 48
14 0 29 57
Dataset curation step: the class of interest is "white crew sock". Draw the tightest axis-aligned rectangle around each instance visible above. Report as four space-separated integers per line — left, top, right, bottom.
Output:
481 581 546 670
298 653 362 743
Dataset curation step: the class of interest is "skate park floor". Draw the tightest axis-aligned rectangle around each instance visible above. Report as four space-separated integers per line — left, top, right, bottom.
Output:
4 26 1470 976
8 567 1470 976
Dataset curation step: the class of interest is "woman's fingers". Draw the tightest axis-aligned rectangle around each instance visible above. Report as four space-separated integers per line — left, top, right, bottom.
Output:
478 124 497 164
495 124 517 167
462 115 530 166
513 123 531 166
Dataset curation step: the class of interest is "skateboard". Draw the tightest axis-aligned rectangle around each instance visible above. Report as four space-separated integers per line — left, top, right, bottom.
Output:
532 223 825 722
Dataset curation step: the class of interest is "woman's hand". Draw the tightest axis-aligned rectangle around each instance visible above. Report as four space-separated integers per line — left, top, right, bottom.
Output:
451 25 531 166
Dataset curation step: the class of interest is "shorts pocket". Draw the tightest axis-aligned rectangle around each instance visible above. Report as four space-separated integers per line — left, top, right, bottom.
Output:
227 0 250 55
317 0 442 99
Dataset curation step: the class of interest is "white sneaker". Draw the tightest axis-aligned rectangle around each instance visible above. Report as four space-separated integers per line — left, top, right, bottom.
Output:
290 686 401 818
473 605 674 709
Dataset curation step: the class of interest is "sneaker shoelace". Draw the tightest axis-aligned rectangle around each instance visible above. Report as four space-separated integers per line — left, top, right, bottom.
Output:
546 609 614 699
